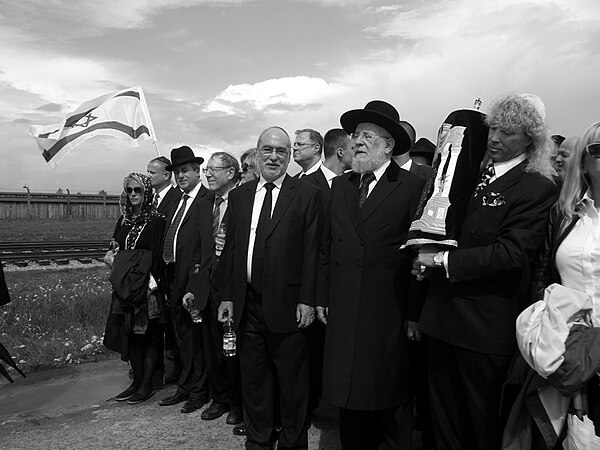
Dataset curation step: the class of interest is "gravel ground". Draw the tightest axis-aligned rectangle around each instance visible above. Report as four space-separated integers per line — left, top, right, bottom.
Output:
0 359 341 450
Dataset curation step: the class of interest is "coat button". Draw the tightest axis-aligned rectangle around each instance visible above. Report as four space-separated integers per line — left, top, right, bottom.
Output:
471 227 477 234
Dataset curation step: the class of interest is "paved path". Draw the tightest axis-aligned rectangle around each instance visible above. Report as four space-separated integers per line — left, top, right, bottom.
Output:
0 358 341 449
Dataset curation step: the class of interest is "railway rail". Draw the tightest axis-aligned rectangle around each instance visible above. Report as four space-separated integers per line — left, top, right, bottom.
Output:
0 240 109 262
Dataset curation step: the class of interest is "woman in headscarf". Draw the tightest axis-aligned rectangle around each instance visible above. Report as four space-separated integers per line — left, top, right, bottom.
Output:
103 173 166 404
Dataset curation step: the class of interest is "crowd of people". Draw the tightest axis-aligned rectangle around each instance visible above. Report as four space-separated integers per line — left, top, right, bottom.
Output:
101 93 599 450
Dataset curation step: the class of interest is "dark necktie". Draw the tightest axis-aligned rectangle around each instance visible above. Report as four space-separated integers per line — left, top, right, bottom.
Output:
251 183 275 293
162 194 189 263
358 172 375 208
212 196 223 236
474 162 495 197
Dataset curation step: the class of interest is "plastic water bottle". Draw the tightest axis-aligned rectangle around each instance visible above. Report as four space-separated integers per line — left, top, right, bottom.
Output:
215 222 226 258
223 319 236 356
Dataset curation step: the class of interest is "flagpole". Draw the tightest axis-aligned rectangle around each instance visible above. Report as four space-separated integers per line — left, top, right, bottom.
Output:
153 140 161 156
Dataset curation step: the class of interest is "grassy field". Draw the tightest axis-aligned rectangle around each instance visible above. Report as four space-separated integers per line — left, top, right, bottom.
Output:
0 218 116 241
0 267 114 375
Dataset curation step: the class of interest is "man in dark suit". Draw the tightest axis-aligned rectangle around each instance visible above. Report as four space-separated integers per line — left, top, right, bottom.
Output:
316 100 426 450
147 155 183 384
158 146 213 414
302 128 353 205
201 151 243 425
218 126 323 449
415 95 559 449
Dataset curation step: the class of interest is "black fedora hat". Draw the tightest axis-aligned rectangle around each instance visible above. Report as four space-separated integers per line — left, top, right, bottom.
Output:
340 100 412 155
166 146 204 171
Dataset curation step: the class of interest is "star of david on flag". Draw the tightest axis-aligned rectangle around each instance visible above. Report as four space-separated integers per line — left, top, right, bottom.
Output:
28 86 157 167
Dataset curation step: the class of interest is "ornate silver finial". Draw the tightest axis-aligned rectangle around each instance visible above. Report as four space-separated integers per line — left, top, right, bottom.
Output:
473 98 482 110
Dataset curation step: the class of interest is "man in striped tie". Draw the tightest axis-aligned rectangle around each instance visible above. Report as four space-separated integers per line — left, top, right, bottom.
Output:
158 145 214 414
201 152 243 426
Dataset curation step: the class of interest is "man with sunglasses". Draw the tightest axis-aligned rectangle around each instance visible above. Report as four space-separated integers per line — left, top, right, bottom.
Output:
316 100 426 449
293 128 323 178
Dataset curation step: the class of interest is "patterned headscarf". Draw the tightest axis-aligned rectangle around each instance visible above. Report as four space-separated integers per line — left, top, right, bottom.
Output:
119 173 163 249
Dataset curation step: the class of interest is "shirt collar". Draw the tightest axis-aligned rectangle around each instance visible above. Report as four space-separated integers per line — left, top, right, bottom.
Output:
156 184 171 199
372 159 391 182
400 159 412 171
303 160 322 176
492 153 527 179
257 173 286 191
320 165 337 182
184 181 202 200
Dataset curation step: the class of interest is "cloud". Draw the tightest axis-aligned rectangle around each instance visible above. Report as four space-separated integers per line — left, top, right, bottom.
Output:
205 76 350 115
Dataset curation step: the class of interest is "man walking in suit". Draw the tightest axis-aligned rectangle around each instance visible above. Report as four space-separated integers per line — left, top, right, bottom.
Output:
158 146 213 414
201 151 243 425
218 126 323 449
293 128 323 177
303 128 353 205
147 155 183 384
317 100 426 450
415 95 559 449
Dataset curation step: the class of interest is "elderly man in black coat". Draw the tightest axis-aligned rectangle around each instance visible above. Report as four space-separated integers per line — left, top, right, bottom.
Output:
317 101 426 450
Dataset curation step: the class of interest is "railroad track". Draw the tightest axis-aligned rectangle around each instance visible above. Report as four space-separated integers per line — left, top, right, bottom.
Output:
0 240 109 262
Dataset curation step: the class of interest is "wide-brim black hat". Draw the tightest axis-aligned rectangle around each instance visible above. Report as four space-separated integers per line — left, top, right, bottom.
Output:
166 146 204 171
340 100 412 155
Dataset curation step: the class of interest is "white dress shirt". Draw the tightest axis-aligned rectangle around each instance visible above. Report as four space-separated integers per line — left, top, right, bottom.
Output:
363 159 390 198
300 160 322 177
556 193 600 324
170 181 202 262
320 165 338 187
154 184 172 207
246 174 286 282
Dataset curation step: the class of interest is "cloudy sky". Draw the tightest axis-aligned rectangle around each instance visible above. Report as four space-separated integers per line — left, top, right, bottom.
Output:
1 0 599 194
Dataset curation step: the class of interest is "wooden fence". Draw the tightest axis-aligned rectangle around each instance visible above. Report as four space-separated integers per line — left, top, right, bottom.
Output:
0 192 121 220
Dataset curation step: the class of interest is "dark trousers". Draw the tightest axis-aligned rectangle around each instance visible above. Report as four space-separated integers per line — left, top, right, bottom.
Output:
306 319 325 415
427 337 512 450
202 300 242 407
129 320 164 392
238 288 309 450
406 337 435 449
339 402 413 450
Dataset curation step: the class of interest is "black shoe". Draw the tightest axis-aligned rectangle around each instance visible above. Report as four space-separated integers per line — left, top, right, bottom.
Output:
226 406 243 425
127 388 154 405
115 383 139 402
159 391 189 406
232 424 246 436
201 401 230 420
181 397 208 414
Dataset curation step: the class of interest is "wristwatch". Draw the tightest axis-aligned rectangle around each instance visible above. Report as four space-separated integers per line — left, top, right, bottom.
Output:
433 251 445 267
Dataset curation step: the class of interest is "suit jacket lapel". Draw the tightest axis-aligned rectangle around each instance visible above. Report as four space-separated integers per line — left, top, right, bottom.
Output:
180 185 210 227
344 172 362 236
267 175 296 237
467 160 527 216
240 180 257 243
360 160 402 223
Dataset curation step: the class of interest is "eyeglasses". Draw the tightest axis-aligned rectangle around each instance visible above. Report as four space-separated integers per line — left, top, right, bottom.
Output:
125 187 143 194
350 131 391 143
241 162 255 173
259 146 289 157
202 166 231 174
292 142 315 149
585 143 600 159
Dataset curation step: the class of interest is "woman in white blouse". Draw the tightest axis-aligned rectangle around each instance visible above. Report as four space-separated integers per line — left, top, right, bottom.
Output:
505 121 600 449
